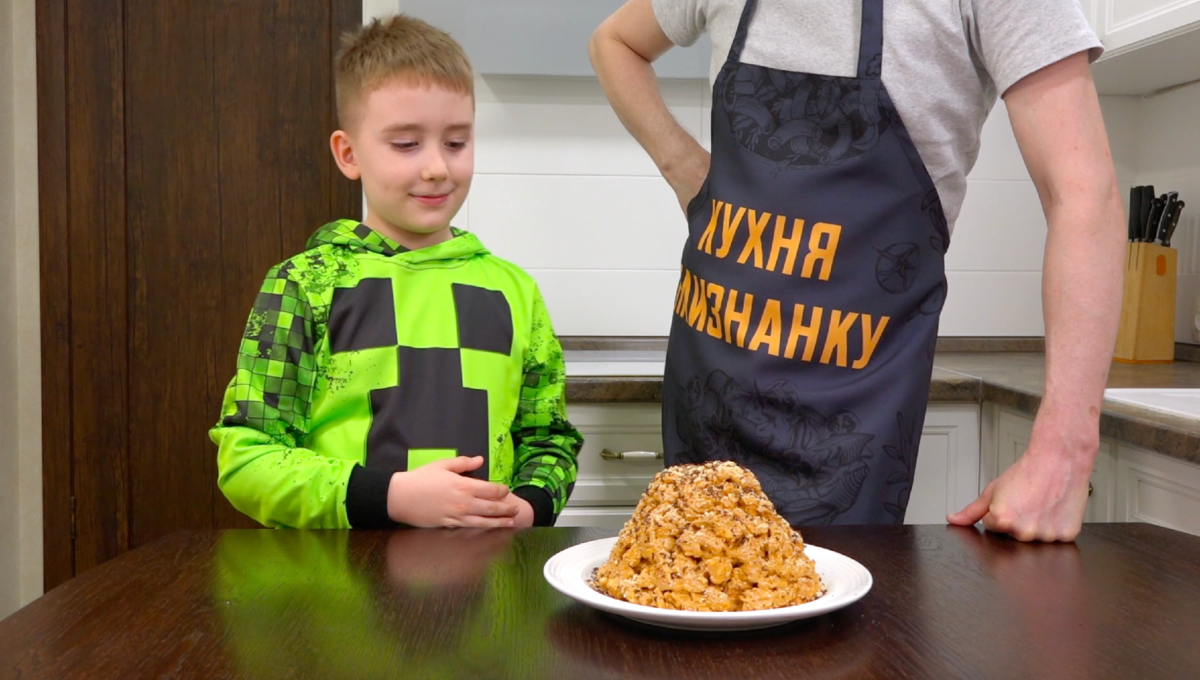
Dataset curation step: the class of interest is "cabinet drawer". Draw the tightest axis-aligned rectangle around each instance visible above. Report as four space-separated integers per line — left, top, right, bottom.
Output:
557 506 636 529
565 403 664 507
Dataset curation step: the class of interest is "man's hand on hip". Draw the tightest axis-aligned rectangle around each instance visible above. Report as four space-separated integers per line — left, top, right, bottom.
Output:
669 148 711 214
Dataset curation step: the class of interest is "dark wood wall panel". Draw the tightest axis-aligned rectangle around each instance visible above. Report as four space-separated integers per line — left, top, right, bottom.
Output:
65 0 130 577
330 0 364 221
279 0 342 256
209 0 288 531
40 0 363 584
36 0 73 591
125 0 226 547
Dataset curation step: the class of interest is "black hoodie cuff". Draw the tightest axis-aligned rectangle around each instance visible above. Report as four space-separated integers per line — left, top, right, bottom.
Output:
346 466 399 529
513 486 556 527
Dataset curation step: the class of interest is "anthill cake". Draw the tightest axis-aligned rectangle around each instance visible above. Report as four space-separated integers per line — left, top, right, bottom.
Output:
592 461 824 612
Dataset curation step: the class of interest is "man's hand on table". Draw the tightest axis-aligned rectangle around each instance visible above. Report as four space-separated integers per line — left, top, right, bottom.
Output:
948 412 1095 542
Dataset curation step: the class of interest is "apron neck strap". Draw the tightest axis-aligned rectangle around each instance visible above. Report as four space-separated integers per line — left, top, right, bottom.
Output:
728 0 885 80
728 0 758 64
857 0 884 79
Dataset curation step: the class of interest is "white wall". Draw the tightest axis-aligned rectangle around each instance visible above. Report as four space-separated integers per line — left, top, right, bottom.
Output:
458 75 1050 337
1100 85 1200 344
0 0 43 620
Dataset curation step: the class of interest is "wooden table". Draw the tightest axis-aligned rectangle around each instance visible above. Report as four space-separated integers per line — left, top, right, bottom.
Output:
3 524 1199 679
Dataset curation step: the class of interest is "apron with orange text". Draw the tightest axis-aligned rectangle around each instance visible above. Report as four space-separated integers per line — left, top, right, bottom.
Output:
663 0 949 525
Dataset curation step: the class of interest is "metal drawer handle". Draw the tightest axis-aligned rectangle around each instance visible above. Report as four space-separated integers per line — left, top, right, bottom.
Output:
600 449 663 461
1088 481 1093 497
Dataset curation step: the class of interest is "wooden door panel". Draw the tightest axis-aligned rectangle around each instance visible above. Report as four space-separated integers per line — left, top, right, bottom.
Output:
126 0 225 548
36 0 75 590
39 0 363 588
66 0 130 576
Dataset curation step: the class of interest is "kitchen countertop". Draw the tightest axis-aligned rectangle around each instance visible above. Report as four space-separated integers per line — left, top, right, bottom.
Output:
564 350 1200 465
3 525 1198 679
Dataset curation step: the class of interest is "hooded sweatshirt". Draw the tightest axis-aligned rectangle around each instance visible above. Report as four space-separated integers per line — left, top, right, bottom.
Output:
210 220 581 529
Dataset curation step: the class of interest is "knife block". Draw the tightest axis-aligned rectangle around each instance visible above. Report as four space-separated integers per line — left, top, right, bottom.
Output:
1114 241 1177 363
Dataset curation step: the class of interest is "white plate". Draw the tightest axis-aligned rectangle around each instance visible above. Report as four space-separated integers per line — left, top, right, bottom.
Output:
543 537 872 631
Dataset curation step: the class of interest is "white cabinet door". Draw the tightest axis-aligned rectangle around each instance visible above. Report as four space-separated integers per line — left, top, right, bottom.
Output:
903 404 981 525
1078 0 1103 36
1115 444 1200 536
1098 0 1200 54
980 404 1117 523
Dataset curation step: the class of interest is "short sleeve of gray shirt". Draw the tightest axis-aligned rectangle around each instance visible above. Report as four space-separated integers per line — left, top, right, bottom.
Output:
651 0 1103 234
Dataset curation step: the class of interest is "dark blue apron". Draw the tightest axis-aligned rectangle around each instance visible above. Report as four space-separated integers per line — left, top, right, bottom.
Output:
663 0 950 525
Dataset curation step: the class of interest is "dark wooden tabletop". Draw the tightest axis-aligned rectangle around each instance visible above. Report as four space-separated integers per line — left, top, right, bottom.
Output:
3 524 1199 679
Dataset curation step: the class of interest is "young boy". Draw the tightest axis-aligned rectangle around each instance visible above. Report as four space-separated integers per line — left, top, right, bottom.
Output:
210 14 582 529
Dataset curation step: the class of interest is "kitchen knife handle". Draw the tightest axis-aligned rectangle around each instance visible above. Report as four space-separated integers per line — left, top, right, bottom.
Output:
1139 185 1155 238
1137 185 1156 239
1156 194 1179 243
1129 186 1143 241
1163 201 1185 248
1145 196 1166 242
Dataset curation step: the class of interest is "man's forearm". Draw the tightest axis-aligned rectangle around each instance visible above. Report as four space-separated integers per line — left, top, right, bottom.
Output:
588 24 705 190
1034 186 1125 460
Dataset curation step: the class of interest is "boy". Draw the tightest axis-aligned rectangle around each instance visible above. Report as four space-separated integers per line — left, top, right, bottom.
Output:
210 14 582 529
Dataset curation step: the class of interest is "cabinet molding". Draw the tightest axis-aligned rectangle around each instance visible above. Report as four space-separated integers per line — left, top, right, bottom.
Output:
904 405 981 524
1116 445 1200 535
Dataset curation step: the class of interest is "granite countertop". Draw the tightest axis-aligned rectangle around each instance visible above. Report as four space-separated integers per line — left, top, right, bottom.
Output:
564 349 1200 465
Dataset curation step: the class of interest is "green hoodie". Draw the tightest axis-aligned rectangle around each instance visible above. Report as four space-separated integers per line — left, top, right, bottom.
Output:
210 220 582 529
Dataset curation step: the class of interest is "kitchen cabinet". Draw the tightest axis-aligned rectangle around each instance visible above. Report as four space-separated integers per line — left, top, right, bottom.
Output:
1093 0 1200 54
1115 443 1200 535
903 404 981 525
981 403 1125 525
557 403 982 528
1089 0 1200 95
398 0 710 79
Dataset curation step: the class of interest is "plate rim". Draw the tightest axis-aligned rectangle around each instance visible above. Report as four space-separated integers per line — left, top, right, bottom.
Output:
543 535 872 625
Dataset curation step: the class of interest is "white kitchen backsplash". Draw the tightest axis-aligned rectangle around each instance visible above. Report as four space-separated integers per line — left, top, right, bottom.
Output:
459 74 1049 337
1100 85 1200 344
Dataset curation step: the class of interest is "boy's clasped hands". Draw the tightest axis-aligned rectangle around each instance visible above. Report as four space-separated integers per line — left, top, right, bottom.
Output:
387 456 535 528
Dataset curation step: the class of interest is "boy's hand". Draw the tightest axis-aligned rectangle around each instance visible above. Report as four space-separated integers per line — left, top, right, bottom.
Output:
386 456 520 528
510 495 535 528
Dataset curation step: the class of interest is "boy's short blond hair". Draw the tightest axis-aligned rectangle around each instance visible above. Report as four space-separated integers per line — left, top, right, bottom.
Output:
335 14 474 129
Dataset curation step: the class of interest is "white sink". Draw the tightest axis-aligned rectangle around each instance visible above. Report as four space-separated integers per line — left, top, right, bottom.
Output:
1103 389 1200 420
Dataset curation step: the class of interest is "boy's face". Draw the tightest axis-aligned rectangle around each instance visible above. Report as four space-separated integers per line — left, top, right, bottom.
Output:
331 80 474 248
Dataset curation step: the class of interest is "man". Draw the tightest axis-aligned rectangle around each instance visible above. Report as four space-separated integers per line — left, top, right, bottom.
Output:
589 0 1125 541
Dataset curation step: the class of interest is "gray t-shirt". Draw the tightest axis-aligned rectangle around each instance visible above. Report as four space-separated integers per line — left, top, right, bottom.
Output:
652 0 1102 234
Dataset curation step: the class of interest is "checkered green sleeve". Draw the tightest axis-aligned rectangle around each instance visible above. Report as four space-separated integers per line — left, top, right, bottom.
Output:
210 261 355 529
510 289 582 524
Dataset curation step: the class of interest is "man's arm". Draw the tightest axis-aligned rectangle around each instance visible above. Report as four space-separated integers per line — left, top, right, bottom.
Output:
590 0 710 212
948 52 1126 541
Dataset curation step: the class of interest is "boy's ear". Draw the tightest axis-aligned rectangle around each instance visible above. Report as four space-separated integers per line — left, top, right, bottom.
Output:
330 130 361 180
